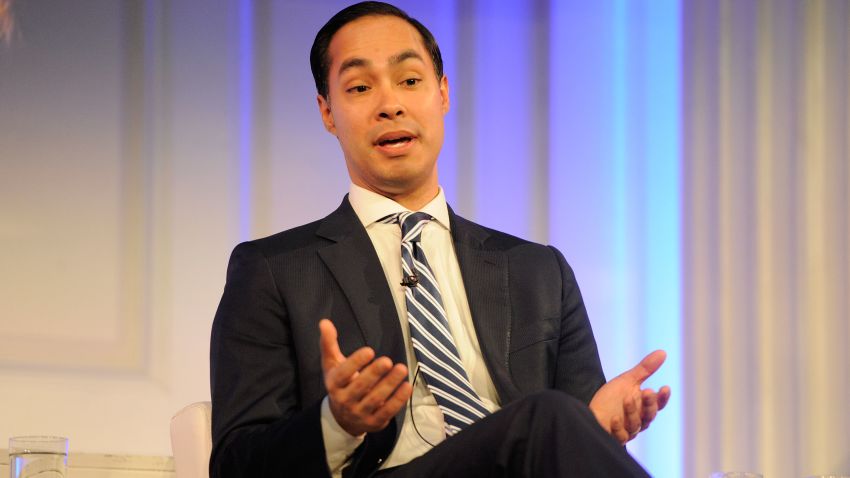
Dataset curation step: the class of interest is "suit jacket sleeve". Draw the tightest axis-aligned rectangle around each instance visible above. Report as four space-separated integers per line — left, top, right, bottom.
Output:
209 241 331 478
549 245 606 404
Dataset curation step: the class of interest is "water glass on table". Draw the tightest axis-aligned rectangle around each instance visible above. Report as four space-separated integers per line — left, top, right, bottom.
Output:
8 436 68 478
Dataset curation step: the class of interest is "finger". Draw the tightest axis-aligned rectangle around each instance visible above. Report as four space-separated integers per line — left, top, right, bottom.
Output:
623 396 641 437
640 389 658 430
610 416 628 445
336 356 394 404
624 349 667 384
326 346 375 389
319 319 345 373
656 386 671 410
357 363 409 415
369 379 413 429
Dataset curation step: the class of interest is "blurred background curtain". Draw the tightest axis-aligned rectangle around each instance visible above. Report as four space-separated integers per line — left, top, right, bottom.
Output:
683 1 850 477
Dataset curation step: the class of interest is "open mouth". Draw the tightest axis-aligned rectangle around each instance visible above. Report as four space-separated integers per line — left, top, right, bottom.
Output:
378 136 413 147
375 131 416 150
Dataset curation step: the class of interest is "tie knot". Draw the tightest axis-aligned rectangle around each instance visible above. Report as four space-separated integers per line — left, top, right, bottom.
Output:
376 211 433 242
398 211 432 243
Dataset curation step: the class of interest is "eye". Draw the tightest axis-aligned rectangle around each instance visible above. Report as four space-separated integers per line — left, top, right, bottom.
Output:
401 78 421 87
346 85 370 94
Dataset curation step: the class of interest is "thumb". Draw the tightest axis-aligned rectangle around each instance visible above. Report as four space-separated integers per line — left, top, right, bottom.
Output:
624 349 666 384
319 319 345 372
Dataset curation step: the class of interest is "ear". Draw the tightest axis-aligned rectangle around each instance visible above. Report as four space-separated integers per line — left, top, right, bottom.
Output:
317 94 336 135
439 75 450 115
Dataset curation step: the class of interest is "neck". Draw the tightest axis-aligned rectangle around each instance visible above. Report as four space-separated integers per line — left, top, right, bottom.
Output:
355 179 440 211
388 186 439 211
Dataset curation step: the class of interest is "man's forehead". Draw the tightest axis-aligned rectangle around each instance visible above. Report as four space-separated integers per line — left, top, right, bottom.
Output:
327 15 429 73
337 49 425 77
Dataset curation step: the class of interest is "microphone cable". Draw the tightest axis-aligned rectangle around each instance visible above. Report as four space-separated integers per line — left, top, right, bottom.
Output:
407 364 438 448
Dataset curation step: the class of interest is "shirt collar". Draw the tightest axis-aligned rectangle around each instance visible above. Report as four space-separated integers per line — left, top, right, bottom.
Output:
348 183 451 231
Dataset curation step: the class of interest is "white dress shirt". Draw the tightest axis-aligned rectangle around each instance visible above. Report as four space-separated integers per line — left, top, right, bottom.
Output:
320 184 501 476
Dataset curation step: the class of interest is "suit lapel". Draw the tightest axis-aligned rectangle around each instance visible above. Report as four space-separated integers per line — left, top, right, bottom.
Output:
449 209 520 402
316 197 406 368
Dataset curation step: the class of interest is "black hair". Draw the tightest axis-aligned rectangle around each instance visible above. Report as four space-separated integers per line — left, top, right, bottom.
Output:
310 1 444 100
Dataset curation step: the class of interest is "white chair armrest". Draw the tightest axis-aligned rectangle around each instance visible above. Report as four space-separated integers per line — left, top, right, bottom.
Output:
170 401 212 478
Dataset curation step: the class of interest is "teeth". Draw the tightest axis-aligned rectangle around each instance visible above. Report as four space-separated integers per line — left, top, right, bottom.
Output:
380 137 411 146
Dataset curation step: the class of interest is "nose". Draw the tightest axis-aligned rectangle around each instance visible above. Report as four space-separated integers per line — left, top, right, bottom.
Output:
376 88 405 120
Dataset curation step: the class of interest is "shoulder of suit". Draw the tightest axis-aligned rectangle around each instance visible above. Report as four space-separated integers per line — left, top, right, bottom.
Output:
451 213 563 256
229 196 358 258
231 218 330 261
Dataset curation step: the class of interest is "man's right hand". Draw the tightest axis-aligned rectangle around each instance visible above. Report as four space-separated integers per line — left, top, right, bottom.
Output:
319 318 413 437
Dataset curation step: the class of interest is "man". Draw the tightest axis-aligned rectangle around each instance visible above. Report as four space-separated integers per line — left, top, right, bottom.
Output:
210 2 670 477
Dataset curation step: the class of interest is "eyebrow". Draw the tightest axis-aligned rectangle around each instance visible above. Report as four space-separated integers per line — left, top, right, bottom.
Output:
388 49 424 66
337 49 425 76
338 57 369 76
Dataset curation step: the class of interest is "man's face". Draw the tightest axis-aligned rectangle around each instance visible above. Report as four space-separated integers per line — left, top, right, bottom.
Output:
318 15 449 201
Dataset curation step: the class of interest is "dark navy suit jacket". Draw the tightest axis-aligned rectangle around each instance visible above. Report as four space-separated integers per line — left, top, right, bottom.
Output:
209 196 605 478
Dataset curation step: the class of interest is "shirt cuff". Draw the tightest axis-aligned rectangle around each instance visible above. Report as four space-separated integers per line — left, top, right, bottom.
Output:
321 395 366 477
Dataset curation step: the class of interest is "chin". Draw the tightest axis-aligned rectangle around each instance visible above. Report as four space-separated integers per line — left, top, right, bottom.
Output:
370 173 428 194
375 165 427 184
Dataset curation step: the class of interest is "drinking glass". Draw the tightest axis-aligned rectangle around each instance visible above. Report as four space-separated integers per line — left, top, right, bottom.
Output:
8 436 68 478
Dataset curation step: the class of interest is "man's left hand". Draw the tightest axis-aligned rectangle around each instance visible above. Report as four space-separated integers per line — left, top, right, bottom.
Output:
589 350 671 444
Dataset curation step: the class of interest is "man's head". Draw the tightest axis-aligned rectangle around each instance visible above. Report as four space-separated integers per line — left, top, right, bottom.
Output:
310 2 449 208
310 2 443 101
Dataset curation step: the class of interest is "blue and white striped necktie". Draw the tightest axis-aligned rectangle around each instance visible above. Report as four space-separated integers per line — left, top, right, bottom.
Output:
379 211 490 436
